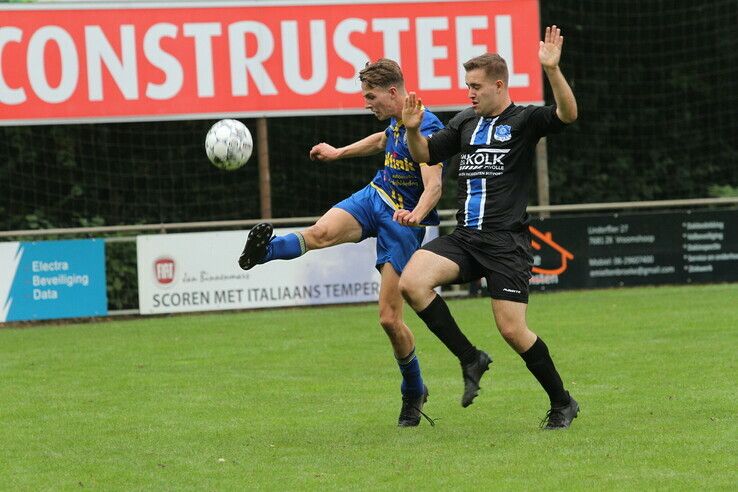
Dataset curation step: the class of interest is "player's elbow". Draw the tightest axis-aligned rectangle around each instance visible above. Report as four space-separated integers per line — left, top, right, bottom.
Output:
561 110 577 124
558 104 578 124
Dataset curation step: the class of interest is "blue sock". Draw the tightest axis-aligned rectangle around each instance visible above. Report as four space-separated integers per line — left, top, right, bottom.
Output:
397 348 425 397
264 232 306 262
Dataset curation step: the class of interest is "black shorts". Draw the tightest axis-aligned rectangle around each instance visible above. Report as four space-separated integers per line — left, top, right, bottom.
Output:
421 227 533 303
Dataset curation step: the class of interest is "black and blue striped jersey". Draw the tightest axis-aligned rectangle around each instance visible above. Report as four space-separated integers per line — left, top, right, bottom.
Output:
426 104 566 231
370 110 444 226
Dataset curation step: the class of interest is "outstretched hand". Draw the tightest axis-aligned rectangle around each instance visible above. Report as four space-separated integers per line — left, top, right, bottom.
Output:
309 142 339 161
539 25 563 69
402 92 424 130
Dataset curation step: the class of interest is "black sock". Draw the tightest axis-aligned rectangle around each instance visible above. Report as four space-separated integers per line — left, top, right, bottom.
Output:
416 294 477 364
520 337 570 408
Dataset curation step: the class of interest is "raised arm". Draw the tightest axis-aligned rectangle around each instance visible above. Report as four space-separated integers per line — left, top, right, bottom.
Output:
393 163 442 227
402 93 431 163
309 131 387 162
539 25 577 123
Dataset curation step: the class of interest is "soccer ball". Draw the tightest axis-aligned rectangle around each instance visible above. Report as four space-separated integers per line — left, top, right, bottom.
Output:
205 119 253 170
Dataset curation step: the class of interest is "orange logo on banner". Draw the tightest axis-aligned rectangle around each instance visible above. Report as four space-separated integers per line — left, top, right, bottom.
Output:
529 226 574 276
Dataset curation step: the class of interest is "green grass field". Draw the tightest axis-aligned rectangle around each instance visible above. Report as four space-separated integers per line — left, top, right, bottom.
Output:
1 283 736 490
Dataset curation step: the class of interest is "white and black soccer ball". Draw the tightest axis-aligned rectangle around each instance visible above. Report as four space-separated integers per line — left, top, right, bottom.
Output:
205 119 253 170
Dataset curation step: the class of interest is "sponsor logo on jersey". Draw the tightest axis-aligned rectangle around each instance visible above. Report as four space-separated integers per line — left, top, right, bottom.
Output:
385 152 416 172
458 148 510 177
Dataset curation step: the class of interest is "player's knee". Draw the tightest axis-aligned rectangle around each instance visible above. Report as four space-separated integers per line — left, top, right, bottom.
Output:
378 302 404 333
497 323 516 343
379 312 402 334
303 223 332 249
496 320 526 344
399 274 430 303
398 275 417 302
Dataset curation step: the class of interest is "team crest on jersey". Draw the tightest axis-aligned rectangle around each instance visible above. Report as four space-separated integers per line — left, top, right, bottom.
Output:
494 125 512 142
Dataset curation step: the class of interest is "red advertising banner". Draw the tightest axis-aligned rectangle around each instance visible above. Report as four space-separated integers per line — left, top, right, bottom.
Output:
0 0 542 125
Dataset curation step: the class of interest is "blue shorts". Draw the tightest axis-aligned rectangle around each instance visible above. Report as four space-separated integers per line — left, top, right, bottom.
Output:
334 184 426 274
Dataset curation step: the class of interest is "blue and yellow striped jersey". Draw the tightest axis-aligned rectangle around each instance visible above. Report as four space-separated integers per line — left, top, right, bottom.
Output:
369 110 445 226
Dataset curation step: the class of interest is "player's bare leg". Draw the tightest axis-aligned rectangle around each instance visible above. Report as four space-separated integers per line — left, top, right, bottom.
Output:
238 208 361 270
492 299 579 429
490 299 536 352
380 262 432 426
377 263 414 357
398 250 458 311
400 251 492 407
300 208 362 250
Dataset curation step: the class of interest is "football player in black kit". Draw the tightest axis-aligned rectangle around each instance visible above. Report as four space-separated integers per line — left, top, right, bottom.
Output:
395 26 579 429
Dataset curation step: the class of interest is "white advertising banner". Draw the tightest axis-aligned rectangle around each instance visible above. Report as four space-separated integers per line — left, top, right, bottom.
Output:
136 227 437 314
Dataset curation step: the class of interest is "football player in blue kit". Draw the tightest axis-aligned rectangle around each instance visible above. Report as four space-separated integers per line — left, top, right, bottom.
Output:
398 26 580 429
238 59 444 427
